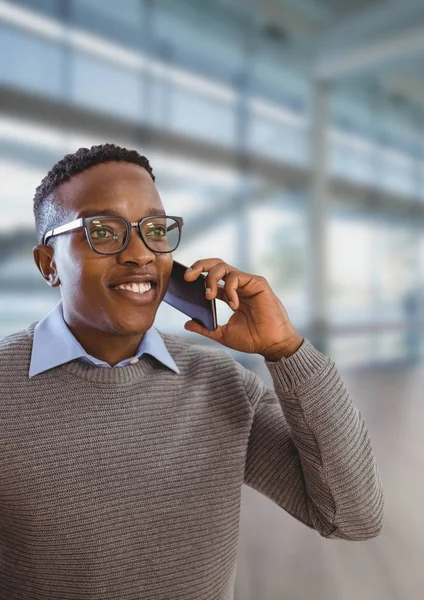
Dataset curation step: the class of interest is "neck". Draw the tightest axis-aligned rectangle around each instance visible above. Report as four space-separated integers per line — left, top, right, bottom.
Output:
64 321 146 367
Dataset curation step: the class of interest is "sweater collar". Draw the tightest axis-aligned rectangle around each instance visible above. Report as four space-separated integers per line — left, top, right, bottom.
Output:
29 300 180 377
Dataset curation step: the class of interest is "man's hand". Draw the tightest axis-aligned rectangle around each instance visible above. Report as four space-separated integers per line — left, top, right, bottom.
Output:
183 258 304 360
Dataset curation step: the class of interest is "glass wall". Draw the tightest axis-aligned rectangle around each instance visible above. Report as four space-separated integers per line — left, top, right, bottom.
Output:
1 0 424 369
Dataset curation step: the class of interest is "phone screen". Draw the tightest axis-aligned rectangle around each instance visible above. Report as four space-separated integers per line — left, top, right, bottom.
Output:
163 260 218 330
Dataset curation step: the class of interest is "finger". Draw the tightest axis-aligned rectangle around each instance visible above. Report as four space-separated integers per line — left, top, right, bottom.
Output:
204 263 231 300
216 284 232 307
184 320 224 343
216 286 238 310
222 272 240 310
184 259 235 281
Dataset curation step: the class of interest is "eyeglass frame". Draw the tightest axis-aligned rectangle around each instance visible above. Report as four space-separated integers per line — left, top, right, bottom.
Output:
42 214 184 255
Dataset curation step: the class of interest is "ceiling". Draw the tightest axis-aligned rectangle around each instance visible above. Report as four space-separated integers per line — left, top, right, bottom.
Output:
244 0 424 109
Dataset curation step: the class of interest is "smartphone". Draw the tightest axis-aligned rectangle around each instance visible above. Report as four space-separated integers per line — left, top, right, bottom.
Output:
163 260 218 330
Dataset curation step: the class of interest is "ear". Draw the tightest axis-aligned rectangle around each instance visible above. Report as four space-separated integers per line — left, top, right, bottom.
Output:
33 244 61 287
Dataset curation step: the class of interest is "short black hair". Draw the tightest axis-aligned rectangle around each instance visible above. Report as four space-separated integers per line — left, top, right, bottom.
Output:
33 143 155 244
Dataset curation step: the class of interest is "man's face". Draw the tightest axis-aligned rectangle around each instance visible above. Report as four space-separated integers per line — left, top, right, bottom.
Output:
41 161 174 337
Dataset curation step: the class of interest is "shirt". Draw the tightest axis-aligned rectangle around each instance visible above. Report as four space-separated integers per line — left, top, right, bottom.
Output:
29 300 179 377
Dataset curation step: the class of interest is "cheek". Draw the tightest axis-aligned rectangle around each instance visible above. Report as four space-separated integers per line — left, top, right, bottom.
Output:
56 241 101 292
62 257 83 287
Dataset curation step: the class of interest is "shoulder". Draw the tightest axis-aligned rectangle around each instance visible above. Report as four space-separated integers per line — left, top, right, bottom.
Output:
0 322 36 367
157 331 266 406
157 330 240 370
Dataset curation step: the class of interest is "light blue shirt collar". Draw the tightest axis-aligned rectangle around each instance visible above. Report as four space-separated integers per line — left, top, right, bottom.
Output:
29 300 180 377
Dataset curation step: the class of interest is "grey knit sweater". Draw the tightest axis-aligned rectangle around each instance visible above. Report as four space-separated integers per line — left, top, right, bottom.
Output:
0 323 384 600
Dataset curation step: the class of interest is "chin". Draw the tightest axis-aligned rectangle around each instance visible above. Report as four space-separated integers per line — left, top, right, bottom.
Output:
112 315 155 336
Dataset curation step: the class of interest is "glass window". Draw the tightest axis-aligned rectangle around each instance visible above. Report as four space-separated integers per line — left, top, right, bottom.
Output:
374 224 421 322
72 0 142 26
330 130 377 185
171 87 236 146
0 26 64 98
147 74 172 129
151 153 241 219
11 0 61 18
154 2 244 75
378 148 415 196
71 52 142 119
71 0 144 48
326 214 422 366
332 89 374 135
248 203 308 327
174 220 237 270
0 290 60 339
328 333 379 368
327 216 374 324
328 328 423 368
251 45 308 103
248 114 308 164
328 215 421 326
0 160 46 230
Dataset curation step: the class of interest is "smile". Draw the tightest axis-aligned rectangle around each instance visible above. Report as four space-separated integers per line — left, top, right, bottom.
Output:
113 282 152 294
110 282 157 304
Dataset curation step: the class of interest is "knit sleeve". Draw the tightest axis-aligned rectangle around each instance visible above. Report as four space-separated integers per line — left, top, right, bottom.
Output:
240 338 384 541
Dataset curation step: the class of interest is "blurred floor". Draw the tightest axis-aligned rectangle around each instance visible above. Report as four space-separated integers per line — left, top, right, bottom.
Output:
234 362 424 600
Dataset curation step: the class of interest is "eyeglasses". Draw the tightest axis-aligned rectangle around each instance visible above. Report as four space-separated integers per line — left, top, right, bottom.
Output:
43 214 184 255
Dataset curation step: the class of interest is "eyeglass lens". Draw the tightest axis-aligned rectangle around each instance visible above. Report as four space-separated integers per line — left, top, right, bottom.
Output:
88 217 180 254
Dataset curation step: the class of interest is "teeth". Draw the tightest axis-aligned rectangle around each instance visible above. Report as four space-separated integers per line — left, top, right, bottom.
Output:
115 282 152 294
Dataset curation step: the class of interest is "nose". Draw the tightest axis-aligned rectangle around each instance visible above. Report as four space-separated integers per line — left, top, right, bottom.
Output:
116 225 156 266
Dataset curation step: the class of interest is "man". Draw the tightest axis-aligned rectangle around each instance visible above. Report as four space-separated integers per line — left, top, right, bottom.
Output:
0 144 384 600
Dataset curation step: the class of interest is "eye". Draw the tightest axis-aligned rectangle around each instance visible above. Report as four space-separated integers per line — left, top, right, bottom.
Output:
145 224 166 237
91 226 117 240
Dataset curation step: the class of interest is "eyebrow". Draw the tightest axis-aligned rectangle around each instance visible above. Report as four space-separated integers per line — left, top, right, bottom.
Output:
78 208 167 219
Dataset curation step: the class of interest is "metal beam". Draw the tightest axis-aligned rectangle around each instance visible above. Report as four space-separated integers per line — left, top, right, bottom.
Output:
309 0 424 56
314 21 424 82
245 0 323 36
0 85 307 190
308 81 331 353
384 73 424 106
2 86 424 240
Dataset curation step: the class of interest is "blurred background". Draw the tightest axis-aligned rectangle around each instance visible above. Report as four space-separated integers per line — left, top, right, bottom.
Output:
0 0 423 598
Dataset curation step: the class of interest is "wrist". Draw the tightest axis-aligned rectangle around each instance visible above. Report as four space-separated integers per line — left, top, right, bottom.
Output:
262 334 304 361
